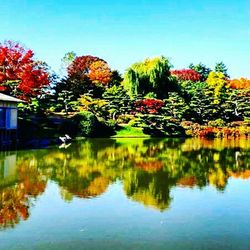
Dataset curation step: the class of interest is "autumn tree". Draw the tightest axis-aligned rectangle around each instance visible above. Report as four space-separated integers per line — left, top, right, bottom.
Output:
171 69 201 82
67 55 112 85
0 40 50 100
206 71 228 104
123 56 178 99
88 60 113 85
229 78 250 89
56 55 112 100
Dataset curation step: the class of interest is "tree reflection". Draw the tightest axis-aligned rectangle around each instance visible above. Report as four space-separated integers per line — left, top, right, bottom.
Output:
0 138 249 228
0 154 47 228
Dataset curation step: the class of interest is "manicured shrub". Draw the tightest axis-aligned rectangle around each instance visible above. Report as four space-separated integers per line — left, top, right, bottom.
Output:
134 99 165 114
207 119 225 127
75 111 99 137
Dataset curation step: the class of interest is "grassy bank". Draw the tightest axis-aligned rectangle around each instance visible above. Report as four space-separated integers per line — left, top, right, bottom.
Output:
112 125 150 138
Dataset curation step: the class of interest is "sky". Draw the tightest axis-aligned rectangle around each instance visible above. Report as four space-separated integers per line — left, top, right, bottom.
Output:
1 0 250 78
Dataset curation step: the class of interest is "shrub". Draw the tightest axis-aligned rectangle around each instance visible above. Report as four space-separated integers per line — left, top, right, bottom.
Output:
104 119 117 132
198 127 216 138
134 99 165 114
74 111 99 137
207 119 225 127
116 114 134 124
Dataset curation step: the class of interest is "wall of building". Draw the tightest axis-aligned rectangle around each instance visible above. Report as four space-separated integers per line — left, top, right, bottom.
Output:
0 101 18 148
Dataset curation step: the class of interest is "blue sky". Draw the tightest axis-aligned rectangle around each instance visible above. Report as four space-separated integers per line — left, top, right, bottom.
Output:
1 0 250 78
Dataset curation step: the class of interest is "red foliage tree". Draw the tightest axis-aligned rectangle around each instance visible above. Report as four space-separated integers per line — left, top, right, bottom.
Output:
134 99 165 114
0 41 49 100
67 55 112 85
171 69 201 82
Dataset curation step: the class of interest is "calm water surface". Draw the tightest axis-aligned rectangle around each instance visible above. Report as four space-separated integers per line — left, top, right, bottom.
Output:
0 138 250 250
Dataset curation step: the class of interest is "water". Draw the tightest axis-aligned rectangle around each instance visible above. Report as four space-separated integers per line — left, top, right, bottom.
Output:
0 138 250 250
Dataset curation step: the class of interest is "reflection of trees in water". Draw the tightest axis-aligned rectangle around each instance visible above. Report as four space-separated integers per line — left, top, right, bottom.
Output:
0 138 249 228
0 157 46 229
38 138 250 210
123 170 174 211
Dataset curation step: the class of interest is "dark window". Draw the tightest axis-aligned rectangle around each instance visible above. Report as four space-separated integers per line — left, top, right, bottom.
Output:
0 108 6 128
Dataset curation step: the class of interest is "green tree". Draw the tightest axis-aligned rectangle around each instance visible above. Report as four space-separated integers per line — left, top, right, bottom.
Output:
60 51 77 76
222 89 250 121
189 63 211 82
123 56 178 99
215 62 229 78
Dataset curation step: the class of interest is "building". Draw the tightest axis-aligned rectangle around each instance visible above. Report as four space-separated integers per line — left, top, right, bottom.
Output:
0 93 24 147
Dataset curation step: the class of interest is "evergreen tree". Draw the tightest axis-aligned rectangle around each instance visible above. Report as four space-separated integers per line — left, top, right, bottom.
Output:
215 62 229 78
189 63 211 82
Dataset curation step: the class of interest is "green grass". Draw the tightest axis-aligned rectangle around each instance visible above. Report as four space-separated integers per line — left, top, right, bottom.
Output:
112 125 150 138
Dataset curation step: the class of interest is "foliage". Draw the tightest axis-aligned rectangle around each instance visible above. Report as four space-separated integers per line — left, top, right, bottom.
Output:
221 89 250 121
75 111 99 137
74 111 116 137
54 55 113 107
88 60 113 85
67 55 112 85
207 119 225 127
189 63 211 81
164 92 191 120
215 62 229 78
171 69 201 82
109 70 123 87
136 115 186 137
185 82 220 123
78 94 108 117
206 71 228 103
229 78 250 89
0 41 50 100
134 99 165 114
60 51 76 75
181 121 250 138
123 56 177 98
2 39 250 139
102 85 133 120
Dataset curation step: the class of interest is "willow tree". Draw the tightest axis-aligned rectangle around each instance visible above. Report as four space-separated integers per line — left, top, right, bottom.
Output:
123 56 177 99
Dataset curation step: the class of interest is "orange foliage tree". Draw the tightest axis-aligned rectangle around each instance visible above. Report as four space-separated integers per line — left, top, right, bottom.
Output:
229 78 250 89
67 55 112 85
88 60 113 85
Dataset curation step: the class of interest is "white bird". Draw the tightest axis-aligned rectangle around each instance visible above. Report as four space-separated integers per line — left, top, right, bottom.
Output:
59 134 72 144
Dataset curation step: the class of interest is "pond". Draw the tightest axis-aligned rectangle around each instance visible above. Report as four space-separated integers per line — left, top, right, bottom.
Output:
0 138 250 249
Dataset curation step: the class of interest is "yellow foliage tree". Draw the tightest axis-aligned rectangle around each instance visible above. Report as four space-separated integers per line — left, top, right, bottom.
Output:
206 71 228 104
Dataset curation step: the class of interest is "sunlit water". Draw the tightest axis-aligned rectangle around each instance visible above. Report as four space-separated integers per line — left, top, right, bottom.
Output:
0 138 250 250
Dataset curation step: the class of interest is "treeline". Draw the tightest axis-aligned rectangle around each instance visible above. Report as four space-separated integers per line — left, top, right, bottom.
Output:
0 41 249 138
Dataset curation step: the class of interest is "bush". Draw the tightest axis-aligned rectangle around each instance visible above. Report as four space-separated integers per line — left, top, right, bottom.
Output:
134 99 165 114
74 112 117 137
105 119 117 130
207 119 225 127
116 114 134 124
74 111 99 137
